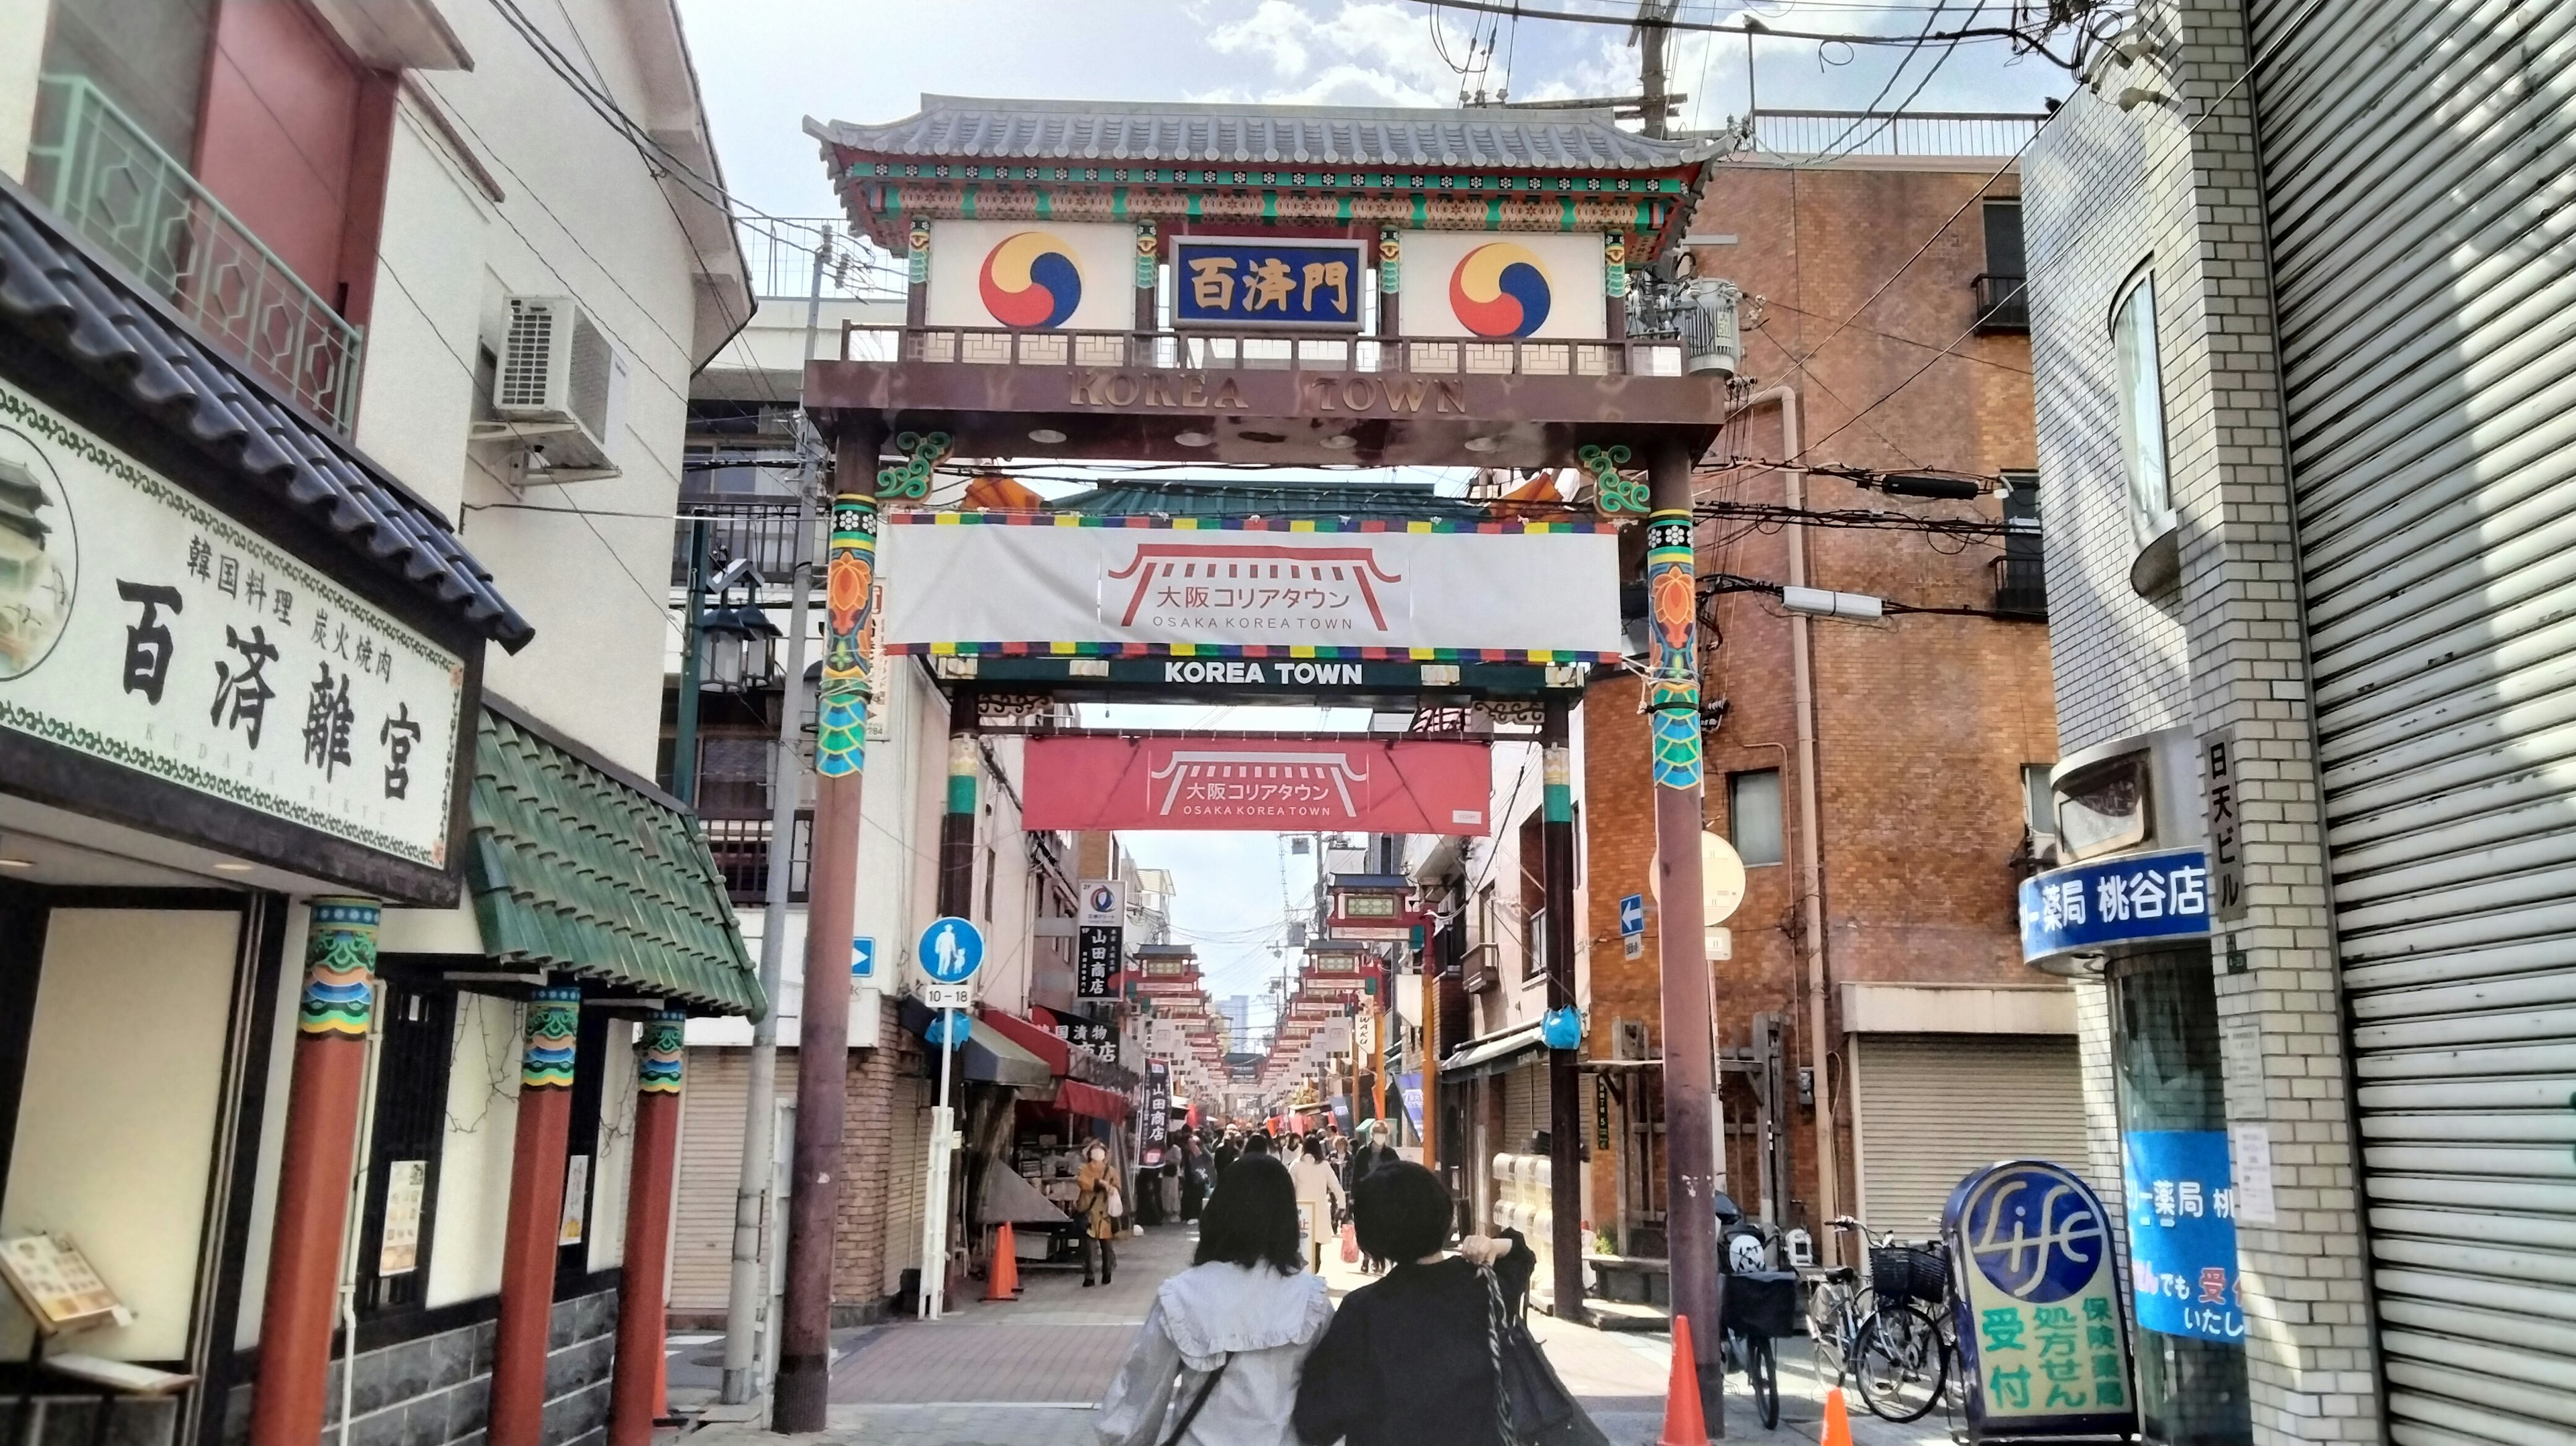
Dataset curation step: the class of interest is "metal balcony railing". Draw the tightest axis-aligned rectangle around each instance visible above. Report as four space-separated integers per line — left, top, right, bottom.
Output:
25 74 365 432
843 323 1688 378
702 811 813 906
1972 273 2031 334
672 496 824 590
1747 109 2049 160
1992 552 2048 616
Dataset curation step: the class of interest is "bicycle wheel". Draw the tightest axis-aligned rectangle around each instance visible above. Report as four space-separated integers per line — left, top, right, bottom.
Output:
1806 1277 1850 1383
1748 1334 1779 1429
1854 1302 1947 1423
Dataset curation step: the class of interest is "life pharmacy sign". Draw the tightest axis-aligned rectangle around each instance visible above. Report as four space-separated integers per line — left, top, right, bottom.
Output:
2123 1130 2248 1346
2019 848 2212 966
0 380 464 869
1943 1160 2139 1440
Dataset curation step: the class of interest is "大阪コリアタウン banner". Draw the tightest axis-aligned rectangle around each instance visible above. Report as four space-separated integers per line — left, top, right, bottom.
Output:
876 513 1622 659
1021 735 1492 834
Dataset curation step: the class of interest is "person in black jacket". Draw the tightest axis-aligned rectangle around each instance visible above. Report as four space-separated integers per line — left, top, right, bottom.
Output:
1293 1162 1534 1446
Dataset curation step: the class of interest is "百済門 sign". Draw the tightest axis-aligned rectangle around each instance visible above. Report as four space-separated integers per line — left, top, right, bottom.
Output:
1173 237 1366 331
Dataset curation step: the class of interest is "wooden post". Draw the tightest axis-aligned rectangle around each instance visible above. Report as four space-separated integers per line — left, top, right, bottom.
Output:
248 899 379 1446
1542 698 1587 1323
490 986 581 1446
775 418 887 1430
1645 439 1724 1433
608 1011 687 1446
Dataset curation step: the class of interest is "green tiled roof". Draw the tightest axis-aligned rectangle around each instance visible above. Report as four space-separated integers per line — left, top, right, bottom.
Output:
466 707 764 1018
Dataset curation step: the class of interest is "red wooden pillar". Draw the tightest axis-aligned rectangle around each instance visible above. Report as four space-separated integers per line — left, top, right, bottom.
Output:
489 986 581 1446
250 899 380 1446
608 1011 686 1446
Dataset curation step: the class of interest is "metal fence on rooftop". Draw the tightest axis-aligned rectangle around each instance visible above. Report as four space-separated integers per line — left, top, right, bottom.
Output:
1748 109 2049 160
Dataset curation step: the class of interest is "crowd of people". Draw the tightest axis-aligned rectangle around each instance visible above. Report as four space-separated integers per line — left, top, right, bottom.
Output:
1090 1116 1543 1446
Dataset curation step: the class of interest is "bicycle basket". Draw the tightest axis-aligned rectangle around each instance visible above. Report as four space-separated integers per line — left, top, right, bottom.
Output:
1868 1244 1949 1304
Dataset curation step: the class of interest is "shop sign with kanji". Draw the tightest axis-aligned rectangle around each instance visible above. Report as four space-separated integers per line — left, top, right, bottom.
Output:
1942 1160 2138 1441
2018 847 2211 965
2123 1130 2248 1345
1171 237 1365 331
0 379 464 868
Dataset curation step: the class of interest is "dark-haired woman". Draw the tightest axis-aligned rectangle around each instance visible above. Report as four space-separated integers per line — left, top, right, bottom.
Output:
1094 1156 1332 1446
1292 1162 1534 1446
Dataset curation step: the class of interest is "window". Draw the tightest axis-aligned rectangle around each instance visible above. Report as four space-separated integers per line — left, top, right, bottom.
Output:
2111 271 2175 545
355 977 456 1315
1983 202 2026 278
2056 753 2149 861
2023 763 2057 840
1727 769 1784 867
1517 810 1546 981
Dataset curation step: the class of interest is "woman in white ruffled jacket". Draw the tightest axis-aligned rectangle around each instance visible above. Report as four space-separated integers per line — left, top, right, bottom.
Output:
1095 1155 1331 1446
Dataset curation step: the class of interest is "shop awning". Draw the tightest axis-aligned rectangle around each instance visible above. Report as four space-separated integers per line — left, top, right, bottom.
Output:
898 998 1053 1088
464 698 764 1017
979 1008 1073 1074
1053 1080 1130 1122
1440 1021 1548 1082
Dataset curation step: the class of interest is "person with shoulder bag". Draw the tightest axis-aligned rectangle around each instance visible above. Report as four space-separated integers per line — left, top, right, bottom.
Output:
1094 1156 1333 1446
1077 1140 1124 1286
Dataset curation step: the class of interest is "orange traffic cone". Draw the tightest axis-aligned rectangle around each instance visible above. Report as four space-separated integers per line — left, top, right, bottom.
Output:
1821 1386 1854 1446
651 1331 669 1421
985 1223 1022 1300
1657 1313 1709 1446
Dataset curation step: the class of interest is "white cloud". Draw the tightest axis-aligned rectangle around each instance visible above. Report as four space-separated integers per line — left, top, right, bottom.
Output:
1202 1 1464 107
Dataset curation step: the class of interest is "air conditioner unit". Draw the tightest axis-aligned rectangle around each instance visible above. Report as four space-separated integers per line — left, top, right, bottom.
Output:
480 295 623 480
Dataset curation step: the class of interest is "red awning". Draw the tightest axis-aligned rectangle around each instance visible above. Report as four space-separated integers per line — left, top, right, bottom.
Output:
1054 1079 1130 1122
979 1007 1073 1076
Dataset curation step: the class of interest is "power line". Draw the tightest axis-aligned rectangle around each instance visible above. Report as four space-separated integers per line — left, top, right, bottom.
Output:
1408 0 2107 68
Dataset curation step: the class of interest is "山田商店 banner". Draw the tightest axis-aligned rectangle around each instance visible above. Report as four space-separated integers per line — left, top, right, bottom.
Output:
875 512 1623 660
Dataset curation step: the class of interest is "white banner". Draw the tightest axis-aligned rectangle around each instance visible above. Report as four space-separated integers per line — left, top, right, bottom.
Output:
0 378 466 867
879 516 1622 659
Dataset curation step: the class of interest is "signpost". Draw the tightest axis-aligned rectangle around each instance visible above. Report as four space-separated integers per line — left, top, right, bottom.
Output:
916 915 984 1320
851 936 875 980
1077 879 1125 1001
1619 893 1646 960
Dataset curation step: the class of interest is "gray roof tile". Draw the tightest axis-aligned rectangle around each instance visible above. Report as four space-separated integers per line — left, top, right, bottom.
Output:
0 178 533 651
810 95 1715 172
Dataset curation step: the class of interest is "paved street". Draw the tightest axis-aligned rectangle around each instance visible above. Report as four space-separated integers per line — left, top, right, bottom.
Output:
686 1223 1954 1446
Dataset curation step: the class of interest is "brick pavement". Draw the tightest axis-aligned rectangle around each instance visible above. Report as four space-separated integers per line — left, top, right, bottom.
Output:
688 1221 1949 1445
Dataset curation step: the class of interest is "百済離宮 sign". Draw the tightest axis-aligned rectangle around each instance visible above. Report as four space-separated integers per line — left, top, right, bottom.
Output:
0 378 465 868
1173 237 1366 331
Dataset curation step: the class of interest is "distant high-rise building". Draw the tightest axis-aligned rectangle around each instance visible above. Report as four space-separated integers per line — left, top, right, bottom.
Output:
1218 995 1252 1052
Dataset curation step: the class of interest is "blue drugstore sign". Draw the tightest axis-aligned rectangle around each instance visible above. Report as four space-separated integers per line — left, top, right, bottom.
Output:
1172 237 1366 330
2123 1130 2248 1345
2019 848 2212 963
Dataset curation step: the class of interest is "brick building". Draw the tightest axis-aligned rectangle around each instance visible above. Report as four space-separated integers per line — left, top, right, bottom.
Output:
1582 135 2080 1264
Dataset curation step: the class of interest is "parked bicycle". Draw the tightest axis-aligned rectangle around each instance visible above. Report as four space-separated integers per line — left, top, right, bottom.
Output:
1801 1216 1953 1423
1712 1192 1795 1429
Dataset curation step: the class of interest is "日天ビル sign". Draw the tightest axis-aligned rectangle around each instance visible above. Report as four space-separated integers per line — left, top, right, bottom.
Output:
877 512 1622 659
1020 736 1491 834
2018 848 2212 964
0 377 465 868
1943 1160 2137 1438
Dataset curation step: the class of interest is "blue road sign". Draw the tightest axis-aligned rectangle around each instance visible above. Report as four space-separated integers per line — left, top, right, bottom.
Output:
1619 893 1646 936
918 915 986 984
851 936 877 978
924 1011 971 1049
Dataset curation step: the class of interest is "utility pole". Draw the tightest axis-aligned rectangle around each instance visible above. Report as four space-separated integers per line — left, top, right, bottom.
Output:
1636 0 1678 138
1541 696 1586 1323
720 237 830 1408
673 522 710 803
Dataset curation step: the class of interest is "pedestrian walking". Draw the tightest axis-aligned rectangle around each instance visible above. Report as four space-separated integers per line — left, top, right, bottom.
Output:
1287 1136 1346 1273
1292 1162 1534 1446
1344 1118 1399 1189
1093 1156 1332 1446
1180 1133 1210 1221
1076 1140 1123 1287
1212 1131 1242 1179
1243 1131 1275 1159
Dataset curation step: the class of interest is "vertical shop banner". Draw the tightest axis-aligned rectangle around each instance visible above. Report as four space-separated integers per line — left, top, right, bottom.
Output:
1141 1060 1171 1167
1022 735 1491 834
1943 1160 2138 1437
2123 1131 2247 1344
1077 878 1126 1000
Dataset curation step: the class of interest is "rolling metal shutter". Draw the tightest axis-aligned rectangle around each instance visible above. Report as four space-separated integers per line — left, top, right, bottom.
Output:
1503 1062 1548 1157
1852 1036 2086 1238
2252 4 2576 1441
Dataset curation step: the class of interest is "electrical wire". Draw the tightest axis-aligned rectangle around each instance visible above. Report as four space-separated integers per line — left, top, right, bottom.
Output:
1407 0 2108 69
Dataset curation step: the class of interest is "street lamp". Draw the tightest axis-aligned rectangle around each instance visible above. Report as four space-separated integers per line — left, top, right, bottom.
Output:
697 602 782 693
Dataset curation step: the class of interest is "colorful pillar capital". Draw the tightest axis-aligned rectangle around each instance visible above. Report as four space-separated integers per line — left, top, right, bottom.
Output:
638 1009 686 1095
1543 742 1574 824
523 986 580 1090
1644 508 1703 791
299 897 380 1037
947 731 979 814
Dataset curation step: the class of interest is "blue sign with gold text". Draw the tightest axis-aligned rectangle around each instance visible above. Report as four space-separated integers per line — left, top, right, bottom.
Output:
1172 236 1366 330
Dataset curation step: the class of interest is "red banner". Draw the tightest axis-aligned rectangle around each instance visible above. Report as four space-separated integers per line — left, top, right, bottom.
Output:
1020 736 1492 834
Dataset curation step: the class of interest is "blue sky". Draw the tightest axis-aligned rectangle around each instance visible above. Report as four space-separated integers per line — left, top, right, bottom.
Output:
669 0 2072 1035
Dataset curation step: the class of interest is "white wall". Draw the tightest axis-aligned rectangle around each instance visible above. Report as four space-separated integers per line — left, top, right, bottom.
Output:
232 903 307 1349
2 910 240 1360
586 1022 636 1272
427 993 521 1308
0 0 46 180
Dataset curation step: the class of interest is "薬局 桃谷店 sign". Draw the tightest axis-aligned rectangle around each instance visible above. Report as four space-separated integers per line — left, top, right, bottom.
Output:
0 378 465 868
2123 1130 2247 1345
2019 848 2212 964
876 513 1623 661
1943 1160 2137 1437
